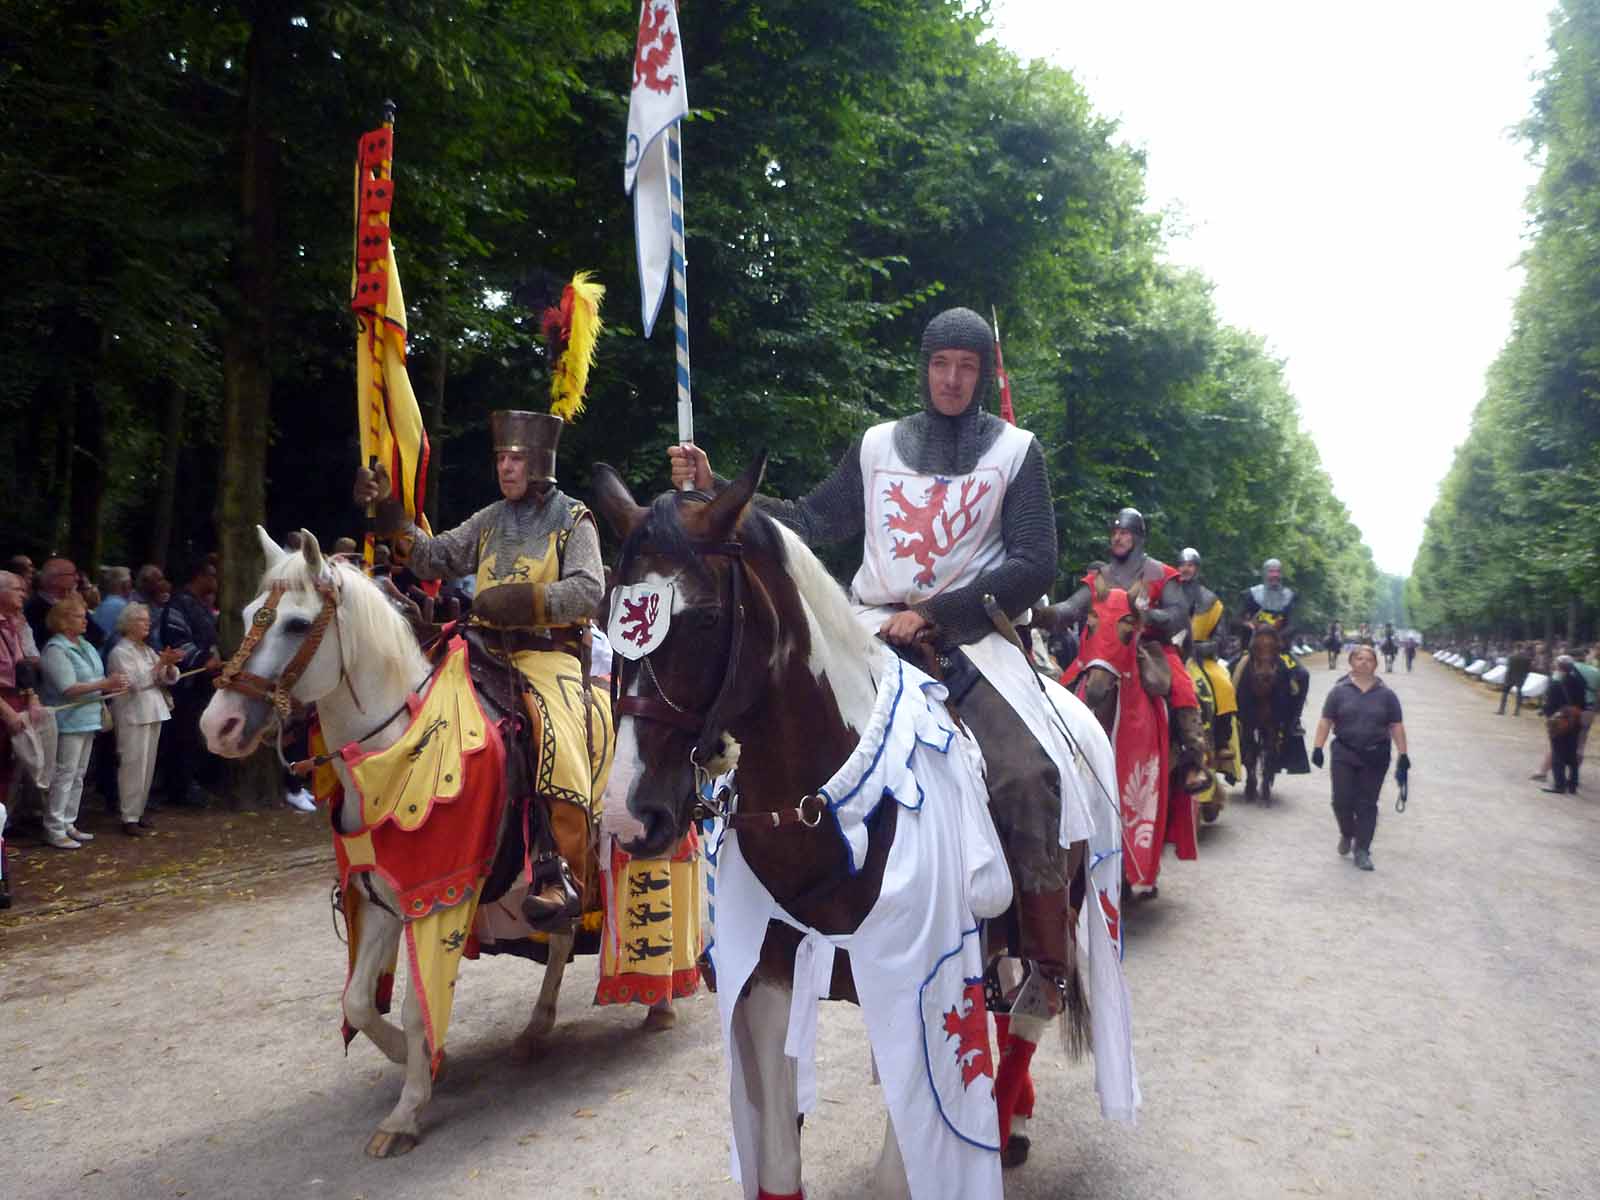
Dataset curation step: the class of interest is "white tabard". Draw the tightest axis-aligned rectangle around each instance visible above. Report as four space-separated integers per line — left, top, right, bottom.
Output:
851 419 1035 606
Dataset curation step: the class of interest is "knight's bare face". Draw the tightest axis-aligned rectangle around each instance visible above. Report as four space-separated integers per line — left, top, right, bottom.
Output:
1110 528 1135 558
497 452 530 501
927 350 981 417
1265 566 1282 586
1179 562 1198 582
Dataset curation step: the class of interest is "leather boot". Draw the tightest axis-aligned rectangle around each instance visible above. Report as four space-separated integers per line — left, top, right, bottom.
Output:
1213 712 1239 783
1173 706 1215 794
520 854 581 929
1017 888 1071 1016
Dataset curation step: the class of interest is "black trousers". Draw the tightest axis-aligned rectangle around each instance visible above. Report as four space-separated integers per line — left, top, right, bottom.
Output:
164 686 212 801
1499 682 1524 715
1330 749 1389 851
1551 730 1580 791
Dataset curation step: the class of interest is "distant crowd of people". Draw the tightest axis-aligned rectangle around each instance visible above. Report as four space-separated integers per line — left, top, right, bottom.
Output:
1432 637 1599 796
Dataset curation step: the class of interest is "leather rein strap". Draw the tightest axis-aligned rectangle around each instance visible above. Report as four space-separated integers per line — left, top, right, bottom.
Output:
214 580 340 718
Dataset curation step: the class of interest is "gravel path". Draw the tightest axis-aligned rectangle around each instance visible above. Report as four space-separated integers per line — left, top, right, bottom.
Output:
5 656 1596 1199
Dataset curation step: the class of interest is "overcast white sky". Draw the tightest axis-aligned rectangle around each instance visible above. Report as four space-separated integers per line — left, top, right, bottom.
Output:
991 2 1552 575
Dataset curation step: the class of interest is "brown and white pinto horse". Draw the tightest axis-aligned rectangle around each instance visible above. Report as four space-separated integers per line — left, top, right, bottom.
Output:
592 455 1091 1197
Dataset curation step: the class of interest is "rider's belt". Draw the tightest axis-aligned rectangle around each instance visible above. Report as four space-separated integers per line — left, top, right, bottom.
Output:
470 624 582 657
936 647 984 704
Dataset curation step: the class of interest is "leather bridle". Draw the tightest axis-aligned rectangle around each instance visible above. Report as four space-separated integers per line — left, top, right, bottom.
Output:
614 539 748 771
214 579 340 719
612 535 827 834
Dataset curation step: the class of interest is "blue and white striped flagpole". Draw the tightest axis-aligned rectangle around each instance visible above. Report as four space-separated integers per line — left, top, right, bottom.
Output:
668 119 693 453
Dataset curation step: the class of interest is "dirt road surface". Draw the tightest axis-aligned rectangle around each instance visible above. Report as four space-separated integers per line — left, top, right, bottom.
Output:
5 657 1597 1199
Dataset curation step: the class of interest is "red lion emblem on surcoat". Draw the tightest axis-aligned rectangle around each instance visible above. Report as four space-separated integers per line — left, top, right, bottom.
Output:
633 2 681 96
884 476 992 588
619 593 661 647
942 980 993 1088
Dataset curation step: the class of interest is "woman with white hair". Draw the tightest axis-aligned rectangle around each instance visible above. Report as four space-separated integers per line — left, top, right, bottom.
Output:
108 603 182 834
39 596 126 848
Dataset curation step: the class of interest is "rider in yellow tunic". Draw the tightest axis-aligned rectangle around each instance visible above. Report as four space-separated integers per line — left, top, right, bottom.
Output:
355 410 612 925
1173 547 1239 781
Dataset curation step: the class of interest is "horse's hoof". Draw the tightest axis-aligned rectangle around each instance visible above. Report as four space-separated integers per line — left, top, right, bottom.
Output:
1001 1134 1031 1168
365 1130 419 1159
642 1005 677 1033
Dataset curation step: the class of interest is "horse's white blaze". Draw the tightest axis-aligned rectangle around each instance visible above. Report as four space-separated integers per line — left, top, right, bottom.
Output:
774 524 880 734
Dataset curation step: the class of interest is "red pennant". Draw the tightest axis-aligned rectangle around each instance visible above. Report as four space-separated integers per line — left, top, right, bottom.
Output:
359 127 393 167
351 261 389 311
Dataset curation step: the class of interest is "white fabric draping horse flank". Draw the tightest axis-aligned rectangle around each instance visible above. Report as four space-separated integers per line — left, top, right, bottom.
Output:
709 653 1139 1199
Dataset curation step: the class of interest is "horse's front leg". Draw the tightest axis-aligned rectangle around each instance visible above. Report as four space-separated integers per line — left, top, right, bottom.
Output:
511 928 574 1061
732 978 802 1198
343 889 408 1065
366 968 433 1158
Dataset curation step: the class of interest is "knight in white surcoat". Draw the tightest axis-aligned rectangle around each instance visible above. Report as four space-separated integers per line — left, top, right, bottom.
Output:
669 307 1077 1002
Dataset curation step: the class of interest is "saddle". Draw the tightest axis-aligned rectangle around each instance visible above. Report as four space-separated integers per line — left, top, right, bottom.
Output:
444 625 599 915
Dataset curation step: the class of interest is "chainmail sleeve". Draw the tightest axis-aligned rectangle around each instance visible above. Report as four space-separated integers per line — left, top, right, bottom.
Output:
401 504 497 582
544 516 604 626
915 441 1057 646
742 437 867 548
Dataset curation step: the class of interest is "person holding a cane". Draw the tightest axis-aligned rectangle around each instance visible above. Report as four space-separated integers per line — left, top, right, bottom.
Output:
1311 643 1409 872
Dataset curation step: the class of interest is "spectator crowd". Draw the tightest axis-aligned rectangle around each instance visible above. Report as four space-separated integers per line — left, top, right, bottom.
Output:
0 538 479 911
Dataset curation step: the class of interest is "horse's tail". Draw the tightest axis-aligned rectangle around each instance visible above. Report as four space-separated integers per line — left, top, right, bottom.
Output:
1059 947 1091 1062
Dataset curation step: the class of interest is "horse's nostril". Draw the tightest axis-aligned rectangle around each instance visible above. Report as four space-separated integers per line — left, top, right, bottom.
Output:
221 717 241 740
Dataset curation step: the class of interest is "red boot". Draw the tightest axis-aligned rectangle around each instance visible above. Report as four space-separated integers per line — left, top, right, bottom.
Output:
994 1015 1039 1167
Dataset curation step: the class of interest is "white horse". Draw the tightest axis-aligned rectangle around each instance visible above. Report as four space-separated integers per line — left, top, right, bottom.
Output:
200 528 574 1157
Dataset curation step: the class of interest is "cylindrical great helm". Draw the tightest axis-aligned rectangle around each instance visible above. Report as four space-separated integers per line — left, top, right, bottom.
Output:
1179 547 1201 566
491 410 562 484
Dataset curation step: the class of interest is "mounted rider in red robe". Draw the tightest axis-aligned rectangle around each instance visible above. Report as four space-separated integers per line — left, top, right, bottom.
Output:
1042 509 1213 795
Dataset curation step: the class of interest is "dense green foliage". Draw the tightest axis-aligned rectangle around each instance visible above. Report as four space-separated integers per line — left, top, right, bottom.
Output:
2 0 1376 631
1409 0 1600 640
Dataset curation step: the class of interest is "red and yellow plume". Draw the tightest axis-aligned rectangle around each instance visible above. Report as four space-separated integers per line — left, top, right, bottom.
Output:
542 271 605 422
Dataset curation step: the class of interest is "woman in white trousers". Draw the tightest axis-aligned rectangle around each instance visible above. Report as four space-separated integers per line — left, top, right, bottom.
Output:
39 597 126 849
107 603 182 835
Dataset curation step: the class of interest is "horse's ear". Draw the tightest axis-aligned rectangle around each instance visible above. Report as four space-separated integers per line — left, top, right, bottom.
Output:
701 450 767 540
591 463 647 539
300 529 324 575
256 526 286 569
1128 579 1146 608
1093 571 1109 601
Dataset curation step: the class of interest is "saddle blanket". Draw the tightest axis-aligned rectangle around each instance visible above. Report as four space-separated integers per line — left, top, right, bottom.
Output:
326 638 505 1074
709 655 1138 1200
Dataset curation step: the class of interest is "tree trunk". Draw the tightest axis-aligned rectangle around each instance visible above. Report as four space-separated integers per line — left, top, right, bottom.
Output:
215 8 283 806
148 378 185 569
50 372 76 553
1567 596 1579 645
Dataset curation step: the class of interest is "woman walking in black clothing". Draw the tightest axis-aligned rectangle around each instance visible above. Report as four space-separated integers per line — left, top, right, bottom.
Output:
1311 644 1410 871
